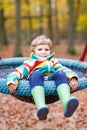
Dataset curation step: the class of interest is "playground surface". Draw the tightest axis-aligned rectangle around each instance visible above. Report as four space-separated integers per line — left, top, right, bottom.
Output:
0 41 87 130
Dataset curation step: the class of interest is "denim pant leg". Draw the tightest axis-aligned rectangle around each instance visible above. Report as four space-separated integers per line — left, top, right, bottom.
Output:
50 71 69 87
28 71 44 90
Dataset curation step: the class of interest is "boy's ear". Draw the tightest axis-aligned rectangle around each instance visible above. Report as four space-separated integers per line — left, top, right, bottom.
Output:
30 52 33 58
33 50 36 54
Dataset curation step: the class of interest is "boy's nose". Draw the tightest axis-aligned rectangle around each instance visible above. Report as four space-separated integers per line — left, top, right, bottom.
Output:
42 50 46 53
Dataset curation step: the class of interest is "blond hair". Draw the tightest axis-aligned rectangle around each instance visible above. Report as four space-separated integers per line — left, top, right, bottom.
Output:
30 35 53 52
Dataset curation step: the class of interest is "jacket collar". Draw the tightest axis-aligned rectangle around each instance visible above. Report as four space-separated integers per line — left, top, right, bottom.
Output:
30 52 55 61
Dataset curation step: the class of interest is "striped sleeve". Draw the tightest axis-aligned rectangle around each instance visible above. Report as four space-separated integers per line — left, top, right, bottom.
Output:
6 60 31 86
53 59 78 80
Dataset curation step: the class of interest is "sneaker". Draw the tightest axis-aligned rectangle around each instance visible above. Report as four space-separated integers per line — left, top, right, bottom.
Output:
37 106 49 120
64 97 79 117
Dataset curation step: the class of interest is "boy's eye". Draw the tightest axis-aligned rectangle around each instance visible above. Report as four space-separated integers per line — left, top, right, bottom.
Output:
38 48 49 51
38 48 42 51
45 49 49 51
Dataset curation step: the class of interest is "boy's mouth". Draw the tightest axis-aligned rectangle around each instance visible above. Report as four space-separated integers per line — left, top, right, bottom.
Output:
40 55 47 58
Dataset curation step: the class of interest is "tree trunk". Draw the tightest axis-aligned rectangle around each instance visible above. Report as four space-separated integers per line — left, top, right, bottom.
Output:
47 0 53 40
14 0 22 57
53 0 59 44
25 0 33 44
0 3 8 48
67 0 81 54
67 0 75 54
39 1 43 34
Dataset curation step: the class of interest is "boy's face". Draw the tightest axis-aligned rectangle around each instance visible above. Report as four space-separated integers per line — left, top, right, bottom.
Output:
34 44 51 59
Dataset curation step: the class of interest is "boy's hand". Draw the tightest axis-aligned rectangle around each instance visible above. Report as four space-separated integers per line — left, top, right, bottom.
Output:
7 83 17 93
69 78 78 92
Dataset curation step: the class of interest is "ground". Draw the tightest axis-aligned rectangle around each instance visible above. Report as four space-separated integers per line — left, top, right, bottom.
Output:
0 41 87 130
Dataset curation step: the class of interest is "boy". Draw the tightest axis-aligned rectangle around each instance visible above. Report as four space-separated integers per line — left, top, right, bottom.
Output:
6 35 79 120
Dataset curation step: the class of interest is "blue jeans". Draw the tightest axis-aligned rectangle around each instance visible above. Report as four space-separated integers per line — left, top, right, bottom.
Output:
28 71 69 90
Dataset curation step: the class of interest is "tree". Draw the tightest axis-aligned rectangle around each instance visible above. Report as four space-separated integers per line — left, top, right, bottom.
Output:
39 1 43 34
0 2 8 48
67 0 81 54
47 0 53 40
24 0 33 44
14 0 22 57
53 0 59 44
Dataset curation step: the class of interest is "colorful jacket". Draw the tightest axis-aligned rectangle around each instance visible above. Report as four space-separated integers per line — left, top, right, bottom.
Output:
6 53 78 87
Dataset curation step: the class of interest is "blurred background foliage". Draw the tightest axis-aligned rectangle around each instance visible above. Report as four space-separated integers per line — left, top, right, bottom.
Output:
0 0 87 56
